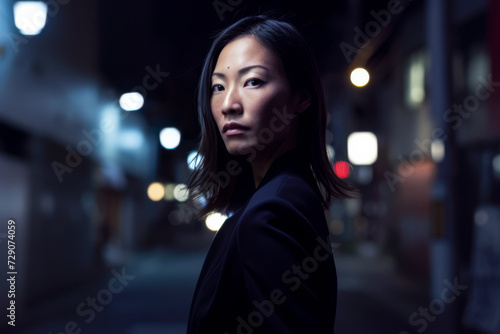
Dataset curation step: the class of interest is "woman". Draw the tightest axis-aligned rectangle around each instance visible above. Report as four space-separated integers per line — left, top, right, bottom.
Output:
186 15 356 333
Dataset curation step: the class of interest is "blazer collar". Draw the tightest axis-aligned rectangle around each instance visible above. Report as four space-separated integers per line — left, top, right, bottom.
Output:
254 148 311 191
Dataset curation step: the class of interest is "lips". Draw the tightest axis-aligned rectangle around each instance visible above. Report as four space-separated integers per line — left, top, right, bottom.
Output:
222 122 249 134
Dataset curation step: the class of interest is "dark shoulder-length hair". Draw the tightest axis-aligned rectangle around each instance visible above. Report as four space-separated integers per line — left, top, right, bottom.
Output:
187 15 357 218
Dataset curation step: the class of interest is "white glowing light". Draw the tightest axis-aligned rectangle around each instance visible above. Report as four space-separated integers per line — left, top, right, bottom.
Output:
173 184 189 202
350 68 370 87
119 129 144 150
119 92 144 111
99 104 120 160
13 1 48 36
326 145 335 162
160 127 181 150
493 154 500 174
187 151 203 170
407 53 426 106
431 139 445 163
205 212 227 231
348 132 378 165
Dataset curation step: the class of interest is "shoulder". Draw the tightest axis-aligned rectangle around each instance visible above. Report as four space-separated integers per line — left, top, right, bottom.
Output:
231 171 333 285
249 170 324 220
235 170 328 243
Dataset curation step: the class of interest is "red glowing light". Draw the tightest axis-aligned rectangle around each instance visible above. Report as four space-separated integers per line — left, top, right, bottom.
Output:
334 161 351 179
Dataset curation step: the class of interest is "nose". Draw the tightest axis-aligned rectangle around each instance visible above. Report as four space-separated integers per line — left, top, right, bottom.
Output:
221 86 242 115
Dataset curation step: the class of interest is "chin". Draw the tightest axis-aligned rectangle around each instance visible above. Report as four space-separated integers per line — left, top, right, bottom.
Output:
225 142 256 157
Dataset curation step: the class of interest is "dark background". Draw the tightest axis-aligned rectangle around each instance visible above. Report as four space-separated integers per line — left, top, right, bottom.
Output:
0 0 499 333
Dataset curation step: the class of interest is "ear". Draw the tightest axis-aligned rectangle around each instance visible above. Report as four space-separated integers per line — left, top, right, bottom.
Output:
293 89 311 114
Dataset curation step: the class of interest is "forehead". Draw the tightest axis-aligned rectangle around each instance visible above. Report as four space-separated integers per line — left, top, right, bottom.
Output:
214 35 282 72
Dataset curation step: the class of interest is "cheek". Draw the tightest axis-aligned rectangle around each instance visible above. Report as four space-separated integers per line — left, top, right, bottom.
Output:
210 99 220 125
251 89 289 123
210 97 216 114
258 85 290 108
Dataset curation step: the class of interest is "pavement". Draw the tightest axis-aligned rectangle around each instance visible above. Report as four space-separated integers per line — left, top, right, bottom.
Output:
13 243 443 334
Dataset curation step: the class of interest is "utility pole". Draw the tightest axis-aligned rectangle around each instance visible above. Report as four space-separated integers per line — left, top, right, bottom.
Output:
426 0 459 332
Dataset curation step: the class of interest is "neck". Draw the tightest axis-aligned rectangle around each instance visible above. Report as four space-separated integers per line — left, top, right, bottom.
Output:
250 142 296 188
251 159 273 188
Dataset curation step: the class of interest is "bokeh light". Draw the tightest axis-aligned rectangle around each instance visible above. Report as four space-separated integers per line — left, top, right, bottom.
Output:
119 92 144 111
326 145 335 162
334 161 351 179
13 1 48 35
187 151 203 170
173 183 189 202
431 139 445 163
205 212 227 231
160 127 181 150
492 154 500 179
350 68 370 87
164 183 175 201
147 182 165 202
348 132 378 165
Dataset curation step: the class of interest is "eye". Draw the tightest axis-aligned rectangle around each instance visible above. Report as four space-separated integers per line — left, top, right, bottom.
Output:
245 78 263 87
212 84 224 92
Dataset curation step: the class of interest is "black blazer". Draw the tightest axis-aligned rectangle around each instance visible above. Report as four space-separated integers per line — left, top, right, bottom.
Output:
187 149 337 333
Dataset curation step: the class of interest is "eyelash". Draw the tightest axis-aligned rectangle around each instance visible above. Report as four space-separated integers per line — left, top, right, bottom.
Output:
212 84 224 92
245 78 263 87
211 78 264 92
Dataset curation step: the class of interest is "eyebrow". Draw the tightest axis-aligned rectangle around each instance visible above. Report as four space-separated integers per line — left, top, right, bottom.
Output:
212 65 269 78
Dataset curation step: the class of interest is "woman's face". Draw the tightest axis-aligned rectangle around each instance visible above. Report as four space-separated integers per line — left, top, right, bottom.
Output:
211 35 306 161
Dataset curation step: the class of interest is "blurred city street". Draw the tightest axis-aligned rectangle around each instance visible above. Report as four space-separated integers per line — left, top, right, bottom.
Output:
1 0 499 333
18 243 441 334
